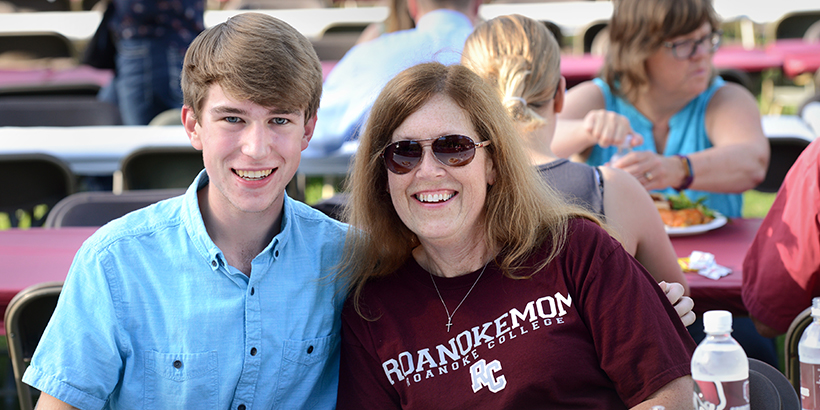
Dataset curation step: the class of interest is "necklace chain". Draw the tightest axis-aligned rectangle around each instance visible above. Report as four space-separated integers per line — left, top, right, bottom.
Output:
429 261 489 332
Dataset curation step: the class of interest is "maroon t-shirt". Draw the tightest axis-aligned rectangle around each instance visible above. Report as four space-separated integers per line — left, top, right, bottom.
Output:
337 219 696 409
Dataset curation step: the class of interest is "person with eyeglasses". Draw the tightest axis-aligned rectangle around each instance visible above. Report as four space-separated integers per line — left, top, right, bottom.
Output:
461 14 694 307
335 62 696 409
552 0 769 219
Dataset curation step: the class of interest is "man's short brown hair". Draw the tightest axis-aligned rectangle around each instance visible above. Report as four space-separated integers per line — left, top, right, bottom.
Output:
181 12 323 121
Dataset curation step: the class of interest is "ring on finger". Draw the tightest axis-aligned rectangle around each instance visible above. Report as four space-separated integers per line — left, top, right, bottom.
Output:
644 171 653 181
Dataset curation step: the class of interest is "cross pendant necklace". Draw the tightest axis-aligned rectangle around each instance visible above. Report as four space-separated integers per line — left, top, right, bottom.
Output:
430 261 489 332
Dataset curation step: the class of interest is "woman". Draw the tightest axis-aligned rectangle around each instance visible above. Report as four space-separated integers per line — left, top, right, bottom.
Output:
336 62 695 409
461 14 689 296
552 0 769 218
356 0 415 45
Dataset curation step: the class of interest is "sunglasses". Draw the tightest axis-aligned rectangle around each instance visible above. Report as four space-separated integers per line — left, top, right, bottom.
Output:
381 134 492 175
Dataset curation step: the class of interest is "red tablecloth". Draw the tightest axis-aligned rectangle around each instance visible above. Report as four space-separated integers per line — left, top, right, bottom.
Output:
0 65 113 89
765 39 820 78
0 227 97 333
0 220 759 331
672 218 761 316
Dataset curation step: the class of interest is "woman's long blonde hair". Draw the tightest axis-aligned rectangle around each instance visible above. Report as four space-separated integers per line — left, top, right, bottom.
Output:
461 14 562 134
339 62 600 314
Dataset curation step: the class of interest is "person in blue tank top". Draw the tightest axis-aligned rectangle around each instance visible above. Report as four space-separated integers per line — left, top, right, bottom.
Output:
461 15 694 304
552 0 769 218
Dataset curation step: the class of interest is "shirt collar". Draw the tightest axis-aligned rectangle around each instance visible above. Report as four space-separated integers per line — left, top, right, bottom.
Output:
181 170 294 271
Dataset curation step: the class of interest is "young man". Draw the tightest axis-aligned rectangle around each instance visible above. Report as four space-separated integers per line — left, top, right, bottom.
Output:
24 13 348 409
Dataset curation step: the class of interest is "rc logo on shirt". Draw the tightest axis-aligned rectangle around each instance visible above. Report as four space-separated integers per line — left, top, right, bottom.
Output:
470 359 506 393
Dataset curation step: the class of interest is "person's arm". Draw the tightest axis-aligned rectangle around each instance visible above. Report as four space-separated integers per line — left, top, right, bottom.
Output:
750 316 782 339
630 376 693 410
554 81 643 159
35 393 78 410
685 83 769 193
600 167 689 295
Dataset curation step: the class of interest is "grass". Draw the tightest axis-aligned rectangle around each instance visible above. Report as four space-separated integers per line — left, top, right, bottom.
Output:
742 189 777 219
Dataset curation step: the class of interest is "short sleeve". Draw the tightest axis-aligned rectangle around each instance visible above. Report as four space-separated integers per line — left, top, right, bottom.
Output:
336 301 402 410
23 241 128 410
566 221 695 407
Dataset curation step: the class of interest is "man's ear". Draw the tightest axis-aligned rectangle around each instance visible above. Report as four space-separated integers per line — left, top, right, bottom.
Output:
182 105 202 150
301 114 317 151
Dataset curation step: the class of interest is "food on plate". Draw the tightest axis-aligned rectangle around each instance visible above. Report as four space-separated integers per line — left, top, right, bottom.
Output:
651 192 715 228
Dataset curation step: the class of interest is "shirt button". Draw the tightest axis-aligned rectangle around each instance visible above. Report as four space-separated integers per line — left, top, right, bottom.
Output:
238 405 246 410
250 287 255 295
211 260 217 267
250 347 257 356
173 360 182 369
307 345 314 354
274 250 280 258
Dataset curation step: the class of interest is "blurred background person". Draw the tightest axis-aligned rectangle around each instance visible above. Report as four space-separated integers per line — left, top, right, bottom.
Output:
743 137 820 338
309 0 481 154
462 13 690 297
553 0 768 219
99 0 205 125
552 0 774 366
355 0 415 45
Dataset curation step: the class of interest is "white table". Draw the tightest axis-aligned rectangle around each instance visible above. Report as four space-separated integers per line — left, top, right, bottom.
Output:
0 126 190 176
0 115 813 179
0 2 621 43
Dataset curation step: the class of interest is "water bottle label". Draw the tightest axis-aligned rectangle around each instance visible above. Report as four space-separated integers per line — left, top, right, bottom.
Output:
801 362 820 409
693 379 750 410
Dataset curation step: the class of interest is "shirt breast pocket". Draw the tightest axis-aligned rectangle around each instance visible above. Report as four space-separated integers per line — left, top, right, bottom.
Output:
274 334 339 408
144 350 218 408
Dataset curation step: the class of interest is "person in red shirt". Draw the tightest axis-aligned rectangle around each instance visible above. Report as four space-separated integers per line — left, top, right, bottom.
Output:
743 138 820 337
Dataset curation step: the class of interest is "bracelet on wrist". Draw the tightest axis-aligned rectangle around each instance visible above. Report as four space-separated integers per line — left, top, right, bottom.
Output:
675 154 693 191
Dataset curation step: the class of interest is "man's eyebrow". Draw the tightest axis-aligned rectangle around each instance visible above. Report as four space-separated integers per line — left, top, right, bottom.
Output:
268 108 301 116
210 106 246 115
209 106 300 116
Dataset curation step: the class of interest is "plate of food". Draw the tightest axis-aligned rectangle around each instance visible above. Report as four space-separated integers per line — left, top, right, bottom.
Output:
652 192 727 237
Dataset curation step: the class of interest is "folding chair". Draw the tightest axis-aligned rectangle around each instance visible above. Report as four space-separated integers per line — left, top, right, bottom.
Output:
0 32 76 60
784 306 813 392
769 11 820 40
756 136 811 193
44 189 185 228
4 282 63 410
748 357 800 409
311 24 368 61
0 154 75 227
114 146 203 192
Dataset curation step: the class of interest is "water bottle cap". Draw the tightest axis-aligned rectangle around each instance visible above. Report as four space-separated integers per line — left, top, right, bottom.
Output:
812 297 820 317
703 310 732 334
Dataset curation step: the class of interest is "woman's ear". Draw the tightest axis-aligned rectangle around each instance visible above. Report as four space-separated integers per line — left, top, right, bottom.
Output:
554 76 567 114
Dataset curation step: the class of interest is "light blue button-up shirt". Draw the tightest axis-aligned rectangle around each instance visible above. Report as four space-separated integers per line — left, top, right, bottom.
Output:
23 171 349 409
308 9 474 155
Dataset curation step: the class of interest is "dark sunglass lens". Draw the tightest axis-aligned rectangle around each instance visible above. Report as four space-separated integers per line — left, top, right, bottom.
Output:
433 135 476 166
385 141 422 174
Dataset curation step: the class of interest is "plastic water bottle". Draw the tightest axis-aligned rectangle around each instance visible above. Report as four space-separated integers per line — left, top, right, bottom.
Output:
609 134 633 163
799 297 820 409
691 310 750 410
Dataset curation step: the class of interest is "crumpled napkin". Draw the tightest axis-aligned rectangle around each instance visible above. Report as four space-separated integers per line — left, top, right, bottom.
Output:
678 251 732 280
